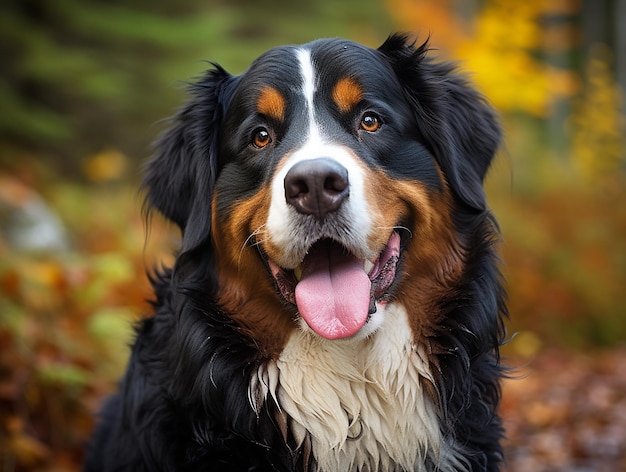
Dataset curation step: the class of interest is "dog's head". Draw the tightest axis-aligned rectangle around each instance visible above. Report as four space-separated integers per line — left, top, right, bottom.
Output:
144 34 501 356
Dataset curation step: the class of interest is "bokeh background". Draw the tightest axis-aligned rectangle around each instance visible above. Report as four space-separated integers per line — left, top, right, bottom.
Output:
1 0 624 471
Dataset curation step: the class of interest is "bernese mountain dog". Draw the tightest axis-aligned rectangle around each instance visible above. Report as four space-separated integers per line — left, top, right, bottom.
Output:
85 34 507 471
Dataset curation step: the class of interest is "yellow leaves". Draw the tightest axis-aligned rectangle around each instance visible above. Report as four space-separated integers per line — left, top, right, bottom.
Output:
454 0 577 117
386 0 580 117
510 331 543 359
472 0 541 51
460 47 578 116
17 259 67 312
570 44 625 181
82 148 128 182
0 259 68 329
87 307 135 378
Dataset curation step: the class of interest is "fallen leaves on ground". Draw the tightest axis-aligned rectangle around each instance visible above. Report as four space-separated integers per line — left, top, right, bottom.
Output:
502 347 626 472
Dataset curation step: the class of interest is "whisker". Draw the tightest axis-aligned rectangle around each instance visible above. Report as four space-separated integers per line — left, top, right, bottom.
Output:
237 225 267 270
250 238 267 248
375 225 414 239
244 225 266 248
393 225 413 238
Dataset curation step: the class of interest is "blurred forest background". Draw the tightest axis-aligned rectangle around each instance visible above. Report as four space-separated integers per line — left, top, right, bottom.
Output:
0 0 624 471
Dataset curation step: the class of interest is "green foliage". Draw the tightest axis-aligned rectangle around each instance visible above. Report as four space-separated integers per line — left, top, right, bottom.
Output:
1 0 220 169
0 0 392 175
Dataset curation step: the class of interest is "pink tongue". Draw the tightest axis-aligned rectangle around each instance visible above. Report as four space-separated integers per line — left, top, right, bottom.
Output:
295 242 371 339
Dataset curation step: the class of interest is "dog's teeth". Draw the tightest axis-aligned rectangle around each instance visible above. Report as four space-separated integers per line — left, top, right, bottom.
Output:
364 260 374 274
294 265 303 281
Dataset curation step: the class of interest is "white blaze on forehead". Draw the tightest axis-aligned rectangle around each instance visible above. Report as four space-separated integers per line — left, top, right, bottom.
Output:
265 47 374 267
296 48 317 140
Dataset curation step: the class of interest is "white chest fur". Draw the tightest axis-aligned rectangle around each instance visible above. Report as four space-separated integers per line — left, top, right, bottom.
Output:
249 304 466 471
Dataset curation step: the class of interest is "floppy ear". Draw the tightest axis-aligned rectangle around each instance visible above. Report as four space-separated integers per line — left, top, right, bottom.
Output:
142 65 235 247
379 34 501 211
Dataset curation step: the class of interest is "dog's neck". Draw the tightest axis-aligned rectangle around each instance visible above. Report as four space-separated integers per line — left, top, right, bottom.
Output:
249 303 469 471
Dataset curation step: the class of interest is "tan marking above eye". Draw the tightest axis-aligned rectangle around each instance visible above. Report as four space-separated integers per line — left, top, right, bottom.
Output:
257 87 286 122
332 77 363 113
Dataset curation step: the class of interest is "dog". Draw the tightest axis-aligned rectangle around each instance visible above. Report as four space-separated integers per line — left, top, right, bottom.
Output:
85 33 507 471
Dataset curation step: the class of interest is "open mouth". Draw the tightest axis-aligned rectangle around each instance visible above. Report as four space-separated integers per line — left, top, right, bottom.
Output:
266 232 401 340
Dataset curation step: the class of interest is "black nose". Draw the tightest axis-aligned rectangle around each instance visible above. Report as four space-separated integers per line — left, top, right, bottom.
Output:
284 158 349 221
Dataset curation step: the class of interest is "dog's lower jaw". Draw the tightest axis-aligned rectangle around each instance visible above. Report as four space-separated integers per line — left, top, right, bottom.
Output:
249 303 470 472
266 231 402 340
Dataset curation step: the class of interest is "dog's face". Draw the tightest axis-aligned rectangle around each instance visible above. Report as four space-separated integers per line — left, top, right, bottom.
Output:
145 35 500 356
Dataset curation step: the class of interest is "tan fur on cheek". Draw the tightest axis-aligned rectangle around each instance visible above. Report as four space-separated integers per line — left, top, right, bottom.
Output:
364 170 436 251
364 170 465 343
398 194 465 342
211 188 295 358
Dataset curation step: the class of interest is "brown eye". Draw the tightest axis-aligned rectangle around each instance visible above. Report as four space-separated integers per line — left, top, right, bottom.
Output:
360 113 381 132
252 128 272 148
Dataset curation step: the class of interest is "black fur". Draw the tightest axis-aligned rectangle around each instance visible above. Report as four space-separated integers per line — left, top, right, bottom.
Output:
85 34 506 471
